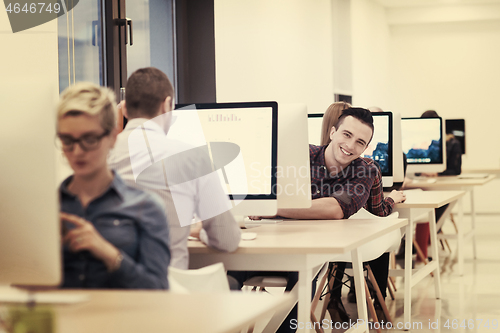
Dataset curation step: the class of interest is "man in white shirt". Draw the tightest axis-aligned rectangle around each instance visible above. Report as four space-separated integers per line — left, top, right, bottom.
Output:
108 67 240 269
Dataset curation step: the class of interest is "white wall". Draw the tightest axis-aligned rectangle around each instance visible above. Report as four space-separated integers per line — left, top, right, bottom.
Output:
351 1 500 213
214 0 500 214
387 5 500 214
351 0 392 109
214 0 335 114
389 20 500 169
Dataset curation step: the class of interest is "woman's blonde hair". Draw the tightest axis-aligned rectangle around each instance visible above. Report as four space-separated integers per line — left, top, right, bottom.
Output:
57 82 117 132
320 101 351 146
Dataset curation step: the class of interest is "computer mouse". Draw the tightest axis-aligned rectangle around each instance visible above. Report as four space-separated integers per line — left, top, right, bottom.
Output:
241 232 257 241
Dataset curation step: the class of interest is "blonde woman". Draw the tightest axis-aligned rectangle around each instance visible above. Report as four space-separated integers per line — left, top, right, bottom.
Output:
57 82 170 289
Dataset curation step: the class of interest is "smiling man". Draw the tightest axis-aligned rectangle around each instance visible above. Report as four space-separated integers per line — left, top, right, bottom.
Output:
277 107 376 220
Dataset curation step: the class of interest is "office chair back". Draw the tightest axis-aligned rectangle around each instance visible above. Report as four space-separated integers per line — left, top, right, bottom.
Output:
168 262 230 293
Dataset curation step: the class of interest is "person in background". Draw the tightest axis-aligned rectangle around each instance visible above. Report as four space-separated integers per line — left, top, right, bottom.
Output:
414 110 462 261
57 82 170 289
420 110 462 177
320 101 351 147
108 67 241 272
320 103 406 322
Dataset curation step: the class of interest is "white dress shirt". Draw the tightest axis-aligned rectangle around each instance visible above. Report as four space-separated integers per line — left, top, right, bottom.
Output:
108 117 241 269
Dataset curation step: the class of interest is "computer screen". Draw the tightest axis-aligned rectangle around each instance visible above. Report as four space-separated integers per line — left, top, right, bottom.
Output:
308 112 395 187
0 81 61 290
277 104 311 209
401 117 446 173
307 113 324 146
446 119 465 154
362 112 393 187
174 102 278 217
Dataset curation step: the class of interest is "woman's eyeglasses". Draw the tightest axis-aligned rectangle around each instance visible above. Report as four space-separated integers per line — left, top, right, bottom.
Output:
56 130 110 152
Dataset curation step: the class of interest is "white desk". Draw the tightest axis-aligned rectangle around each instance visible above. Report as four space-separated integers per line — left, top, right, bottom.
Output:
393 190 465 324
189 218 408 333
36 290 291 333
462 167 500 177
405 175 494 275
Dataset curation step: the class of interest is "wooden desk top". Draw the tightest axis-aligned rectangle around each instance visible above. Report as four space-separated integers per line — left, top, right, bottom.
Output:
189 218 408 255
462 167 500 175
50 290 291 333
404 174 495 190
395 190 466 209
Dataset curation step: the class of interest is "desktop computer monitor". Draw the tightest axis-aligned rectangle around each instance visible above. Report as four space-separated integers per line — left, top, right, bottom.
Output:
277 104 311 209
307 113 324 146
174 102 278 217
401 117 446 173
446 119 465 154
391 112 405 184
308 112 396 187
0 81 61 291
361 112 394 187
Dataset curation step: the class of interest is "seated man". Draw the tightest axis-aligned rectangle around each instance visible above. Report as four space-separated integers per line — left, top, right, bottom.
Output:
108 67 241 270
278 107 378 220
232 107 380 332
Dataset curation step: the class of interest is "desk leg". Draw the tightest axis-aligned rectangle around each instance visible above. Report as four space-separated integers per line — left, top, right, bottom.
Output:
297 267 313 332
458 195 465 276
470 188 477 260
404 220 413 326
428 209 441 299
352 248 369 333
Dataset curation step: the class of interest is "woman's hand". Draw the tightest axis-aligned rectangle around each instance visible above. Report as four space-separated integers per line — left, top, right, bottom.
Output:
388 190 406 204
61 212 121 271
189 222 202 239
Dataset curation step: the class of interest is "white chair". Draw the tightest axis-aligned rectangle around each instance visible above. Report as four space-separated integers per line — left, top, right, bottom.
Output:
315 209 402 333
168 262 230 293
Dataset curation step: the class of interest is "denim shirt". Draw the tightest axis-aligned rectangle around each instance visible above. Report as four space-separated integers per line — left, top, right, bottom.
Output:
60 173 170 289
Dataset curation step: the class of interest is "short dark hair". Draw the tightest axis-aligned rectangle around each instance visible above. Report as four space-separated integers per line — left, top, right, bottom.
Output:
421 110 439 118
125 67 174 119
336 107 374 137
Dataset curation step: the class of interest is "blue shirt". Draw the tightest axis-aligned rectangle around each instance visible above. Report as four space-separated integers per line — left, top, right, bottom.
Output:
60 173 170 289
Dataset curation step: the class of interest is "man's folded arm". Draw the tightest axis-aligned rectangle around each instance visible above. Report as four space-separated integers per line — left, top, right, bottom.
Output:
277 197 344 220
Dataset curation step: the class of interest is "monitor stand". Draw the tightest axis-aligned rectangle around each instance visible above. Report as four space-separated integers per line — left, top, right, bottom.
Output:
0 285 89 304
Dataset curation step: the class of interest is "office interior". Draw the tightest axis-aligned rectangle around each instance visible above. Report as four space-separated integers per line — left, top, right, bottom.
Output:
1 0 500 331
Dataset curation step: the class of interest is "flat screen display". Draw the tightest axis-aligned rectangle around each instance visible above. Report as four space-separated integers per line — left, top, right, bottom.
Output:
402 117 444 164
362 112 393 177
307 113 324 146
175 102 278 200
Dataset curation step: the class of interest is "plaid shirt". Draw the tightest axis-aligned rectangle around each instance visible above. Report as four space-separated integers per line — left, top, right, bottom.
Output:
309 145 394 218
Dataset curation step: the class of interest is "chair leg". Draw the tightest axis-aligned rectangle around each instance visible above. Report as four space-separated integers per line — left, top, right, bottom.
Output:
311 265 329 313
310 265 329 333
389 252 397 292
413 238 434 277
310 312 324 333
366 265 393 324
439 238 446 251
450 213 458 233
444 239 452 252
387 277 395 301
320 265 337 321
364 281 381 333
